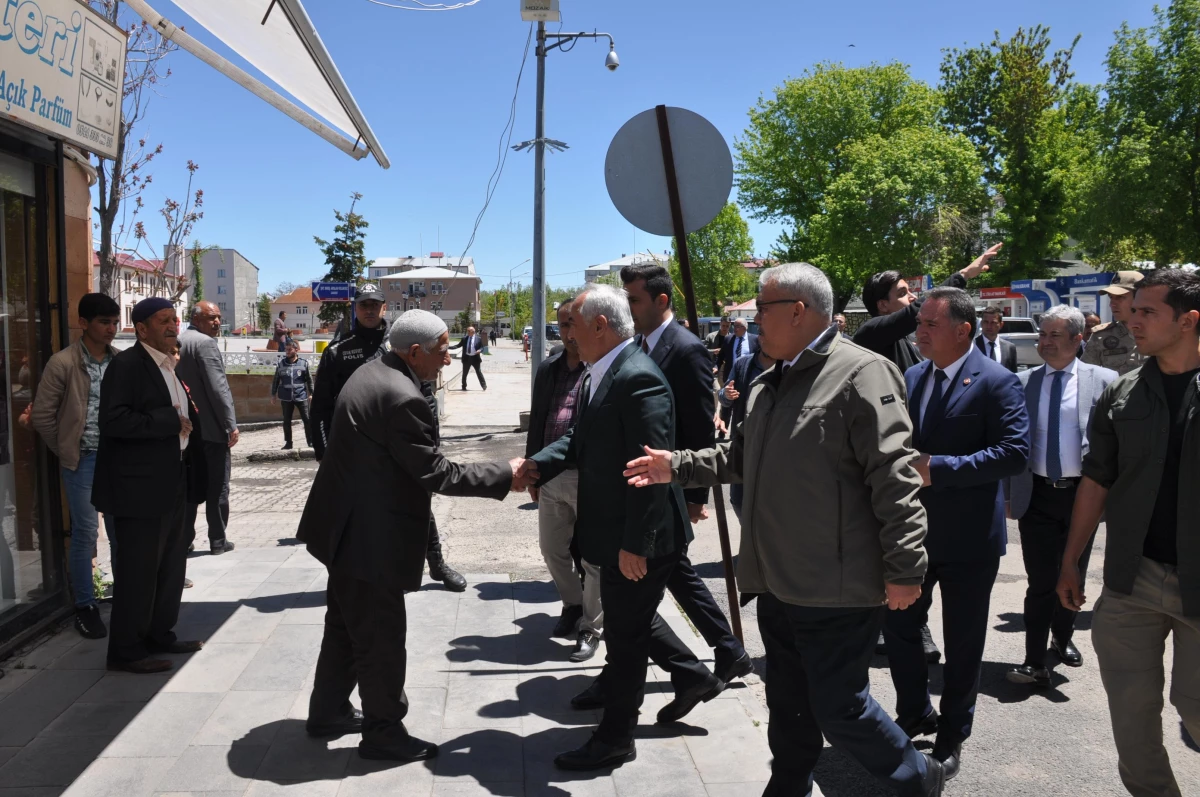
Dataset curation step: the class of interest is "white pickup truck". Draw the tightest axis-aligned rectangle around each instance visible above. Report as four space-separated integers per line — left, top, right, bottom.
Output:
998 317 1043 369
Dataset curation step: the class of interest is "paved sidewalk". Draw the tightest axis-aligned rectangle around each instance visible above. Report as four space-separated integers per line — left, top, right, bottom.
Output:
0 546 773 796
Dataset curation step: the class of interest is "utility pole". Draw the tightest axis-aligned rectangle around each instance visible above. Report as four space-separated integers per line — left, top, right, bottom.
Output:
531 21 548 372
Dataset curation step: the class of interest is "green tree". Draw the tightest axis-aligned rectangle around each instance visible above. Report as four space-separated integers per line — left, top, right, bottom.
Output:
190 241 204 304
256 293 272 333
940 26 1088 278
668 203 755 315
314 192 373 327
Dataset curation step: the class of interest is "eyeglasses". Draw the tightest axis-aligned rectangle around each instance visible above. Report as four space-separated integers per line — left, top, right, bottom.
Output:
755 298 804 313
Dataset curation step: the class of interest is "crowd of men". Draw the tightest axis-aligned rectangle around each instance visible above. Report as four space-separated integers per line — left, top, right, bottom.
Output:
22 254 1199 796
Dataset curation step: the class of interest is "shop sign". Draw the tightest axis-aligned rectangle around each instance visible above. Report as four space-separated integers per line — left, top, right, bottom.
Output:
980 287 1012 299
1 0 125 158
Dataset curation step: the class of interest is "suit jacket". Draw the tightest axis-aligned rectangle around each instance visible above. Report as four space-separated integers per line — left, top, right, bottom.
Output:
974 335 1018 373
853 273 968 373
296 352 511 590
645 321 716 506
176 328 238 444
92 342 205 518
451 334 484 364
1008 362 1118 519
717 332 758 382
905 347 1030 562
530 343 691 568
526 349 585 456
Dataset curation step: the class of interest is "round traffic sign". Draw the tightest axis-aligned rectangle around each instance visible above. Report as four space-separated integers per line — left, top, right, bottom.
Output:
604 107 733 236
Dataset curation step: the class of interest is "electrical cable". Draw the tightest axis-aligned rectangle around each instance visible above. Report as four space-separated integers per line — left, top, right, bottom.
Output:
365 0 484 10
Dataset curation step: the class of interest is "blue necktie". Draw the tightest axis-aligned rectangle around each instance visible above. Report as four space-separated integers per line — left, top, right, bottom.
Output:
735 336 742 359
921 369 948 437
1047 370 1064 482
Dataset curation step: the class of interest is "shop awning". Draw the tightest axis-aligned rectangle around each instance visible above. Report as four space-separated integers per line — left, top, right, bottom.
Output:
125 0 390 168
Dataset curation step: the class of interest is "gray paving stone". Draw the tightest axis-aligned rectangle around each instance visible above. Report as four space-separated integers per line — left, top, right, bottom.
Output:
206 608 286 645
442 676 521 729
246 782 339 796
59 756 175 797
680 698 772 784
0 670 104 746
38 701 144 738
263 624 325 649
611 736 706 797
153 792 243 797
704 784 770 797
214 564 282 586
253 727 352 782
192 691 297 746
154 744 269 792
45 638 109 671
434 728 523 783
8 631 81 670
76 674 171 704
0 736 111 787
0 669 38 698
337 757 435 796
101 692 224 758
264 568 322 586
162 644 262 694
236 548 297 563
430 783 521 796
0 748 17 767
231 645 318 693
277 596 327 626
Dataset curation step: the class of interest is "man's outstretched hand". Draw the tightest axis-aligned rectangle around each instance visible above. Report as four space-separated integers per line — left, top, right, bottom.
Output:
508 457 540 492
959 242 1002 280
624 445 673 487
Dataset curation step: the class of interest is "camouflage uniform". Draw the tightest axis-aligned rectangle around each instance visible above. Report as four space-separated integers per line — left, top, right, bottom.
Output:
1082 320 1143 375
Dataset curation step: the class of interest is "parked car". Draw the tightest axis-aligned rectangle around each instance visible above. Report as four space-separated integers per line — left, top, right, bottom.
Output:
995 316 1043 370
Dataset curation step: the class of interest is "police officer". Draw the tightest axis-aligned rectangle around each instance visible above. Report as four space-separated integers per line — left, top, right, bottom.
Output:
1082 271 1145 375
311 284 468 591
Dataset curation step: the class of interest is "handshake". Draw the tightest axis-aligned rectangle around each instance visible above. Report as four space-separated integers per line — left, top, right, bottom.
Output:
508 458 541 493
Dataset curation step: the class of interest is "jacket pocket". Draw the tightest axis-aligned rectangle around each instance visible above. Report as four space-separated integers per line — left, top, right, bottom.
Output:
1111 400 1151 459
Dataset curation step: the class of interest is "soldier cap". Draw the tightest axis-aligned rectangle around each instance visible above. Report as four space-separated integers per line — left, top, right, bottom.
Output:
1100 271 1144 296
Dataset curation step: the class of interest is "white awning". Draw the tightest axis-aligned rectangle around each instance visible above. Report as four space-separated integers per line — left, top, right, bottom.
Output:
126 0 389 168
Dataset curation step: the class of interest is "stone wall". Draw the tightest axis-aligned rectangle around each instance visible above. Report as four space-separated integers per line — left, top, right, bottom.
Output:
228 373 279 423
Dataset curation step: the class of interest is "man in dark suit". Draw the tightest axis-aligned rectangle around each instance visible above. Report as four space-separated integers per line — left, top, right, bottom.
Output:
883 287 1030 780
527 285 720 771
620 263 751 683
450 325 487 390
975 307 1019 372
298 310 528 763
1006 306 1117 687
93 298 206 674
716 318 756 384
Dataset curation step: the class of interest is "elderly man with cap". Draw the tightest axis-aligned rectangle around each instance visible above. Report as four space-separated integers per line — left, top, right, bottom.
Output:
299 310 535 762
311 284 469 591
1082 271 1145 375
91 297 206 674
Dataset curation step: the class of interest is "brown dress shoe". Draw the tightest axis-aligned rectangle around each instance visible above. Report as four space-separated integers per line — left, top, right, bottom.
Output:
107 657 173 674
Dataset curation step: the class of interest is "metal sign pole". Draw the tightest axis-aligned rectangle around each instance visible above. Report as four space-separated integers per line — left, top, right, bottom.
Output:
653 105 743 644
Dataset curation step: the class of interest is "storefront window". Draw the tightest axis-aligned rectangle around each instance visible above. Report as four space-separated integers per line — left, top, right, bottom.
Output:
0 150 53 622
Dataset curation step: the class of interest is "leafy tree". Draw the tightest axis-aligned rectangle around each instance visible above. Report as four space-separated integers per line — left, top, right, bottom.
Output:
940 26 1088 279
314 193 373 327
256 294 273 333
190 241 205 303
668 203 755 315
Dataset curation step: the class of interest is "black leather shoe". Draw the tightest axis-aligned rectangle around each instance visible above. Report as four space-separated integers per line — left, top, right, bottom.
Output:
359 733 438 762
933 741 962 781
1006 664 1050 688
211 539 235 555
570 679 605 710
427 552 467 592
897 708 939 739
281 443 293 450
920 752 946 796
552 605 584 638
149 639 204 654
75 605 107 639
570 631 600 663
1052 637 1083 667
657 675 724 724
306 708 364 738
922 625 941 664
715 651 753 684
554 736 635 771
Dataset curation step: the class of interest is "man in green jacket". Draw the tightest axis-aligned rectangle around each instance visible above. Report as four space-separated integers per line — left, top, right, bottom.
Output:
625 263 945 796
1057 268 1200 797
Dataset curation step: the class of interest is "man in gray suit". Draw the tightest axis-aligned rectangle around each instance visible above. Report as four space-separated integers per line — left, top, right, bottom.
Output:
1006 305 1117 687
177 301 238 555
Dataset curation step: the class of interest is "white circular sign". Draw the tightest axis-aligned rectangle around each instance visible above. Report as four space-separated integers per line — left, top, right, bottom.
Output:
604 107 733 236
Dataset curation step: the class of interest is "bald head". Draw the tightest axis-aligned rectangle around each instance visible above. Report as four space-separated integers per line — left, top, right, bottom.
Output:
190 301 222 338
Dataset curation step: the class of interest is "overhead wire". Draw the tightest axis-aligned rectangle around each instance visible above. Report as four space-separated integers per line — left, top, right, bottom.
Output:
365 0 485 10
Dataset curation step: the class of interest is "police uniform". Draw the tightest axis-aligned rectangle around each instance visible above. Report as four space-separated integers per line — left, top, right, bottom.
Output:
310 321 388 459
1081 271 1146 376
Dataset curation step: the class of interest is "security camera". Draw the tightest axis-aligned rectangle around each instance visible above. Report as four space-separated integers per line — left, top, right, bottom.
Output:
605 48 620 71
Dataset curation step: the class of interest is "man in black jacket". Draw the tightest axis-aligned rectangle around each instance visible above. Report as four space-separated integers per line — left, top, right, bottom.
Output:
525 285 720 771
93 298 205 674
621 264 752 683
299 310 531 763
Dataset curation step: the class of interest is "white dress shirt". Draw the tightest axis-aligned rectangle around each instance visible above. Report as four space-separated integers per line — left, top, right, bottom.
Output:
919 347 973 420
464 334 480 356
976 334 1002 363
1030 358 1082 478
643 313 675 354
585 338 634 405
144 343 190 452
730 331 748 361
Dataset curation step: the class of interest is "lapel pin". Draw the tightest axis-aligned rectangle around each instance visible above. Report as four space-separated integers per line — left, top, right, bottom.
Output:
963 377 972 386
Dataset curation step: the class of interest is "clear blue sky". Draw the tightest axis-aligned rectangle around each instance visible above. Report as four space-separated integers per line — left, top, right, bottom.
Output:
121 0 1156 292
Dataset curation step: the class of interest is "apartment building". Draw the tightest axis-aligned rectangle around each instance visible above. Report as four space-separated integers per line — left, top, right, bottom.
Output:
380 266 481 328
91 252 186 332
182 248 261 332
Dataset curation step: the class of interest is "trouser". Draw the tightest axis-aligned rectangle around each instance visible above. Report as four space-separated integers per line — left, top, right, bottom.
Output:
884 556 1001 746
537 470 602 634
107 467 189 663
185 440 231 546
462 356 486 389
1018 479 1095 666
1093 558 1200 797
667 547 743 666
595 549 709 745
62 451 113 608
758 593 928 797
310 565 411 743
427 515 441 555
281 400 311 447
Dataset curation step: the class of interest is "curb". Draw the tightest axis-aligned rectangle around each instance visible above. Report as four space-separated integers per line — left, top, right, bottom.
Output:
244 448 317 463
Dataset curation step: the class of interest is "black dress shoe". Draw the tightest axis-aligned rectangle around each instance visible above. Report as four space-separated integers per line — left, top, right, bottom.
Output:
554 736 635 771
552 605 584 638
75 605 107 639
921 625 941 664
427 553 467 592
657 675 724 724
211 539 235 555
359 732 439 762
570 679 605 710
570 631 600 663
149 639 204 654
919 752 946 796
307 708 364 738
1006 664 1050 688
715 651 753 684
897 708 939 739
933 741 962 781
1052 637 1083 667
107 657 173 674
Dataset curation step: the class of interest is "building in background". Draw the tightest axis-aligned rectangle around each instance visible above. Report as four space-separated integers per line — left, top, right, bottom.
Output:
91 252 187 332
368 252 476 280
584 252 670 283
380 267 481 328
182 248 260 332
269 288 324 333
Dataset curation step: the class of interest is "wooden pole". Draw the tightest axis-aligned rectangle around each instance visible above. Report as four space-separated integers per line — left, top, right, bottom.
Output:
654 105 743 644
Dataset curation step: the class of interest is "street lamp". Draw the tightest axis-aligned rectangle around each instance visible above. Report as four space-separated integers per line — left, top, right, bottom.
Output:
513 23 618 373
